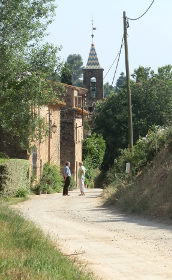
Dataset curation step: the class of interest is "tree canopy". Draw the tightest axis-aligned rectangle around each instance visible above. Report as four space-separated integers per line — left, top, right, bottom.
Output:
65 54 83 86
93 65 172 170
83 133 106 169
0 0 63 149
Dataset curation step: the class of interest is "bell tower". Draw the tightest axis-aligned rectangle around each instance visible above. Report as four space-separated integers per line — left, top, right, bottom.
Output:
83 21 104 112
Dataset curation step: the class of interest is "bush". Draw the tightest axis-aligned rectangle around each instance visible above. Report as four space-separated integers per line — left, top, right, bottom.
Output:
0 159 30 197
69 175 76 191
83 133 106 169
83 157 96 188
34 163 63 194
112 126 169 178
15 187 30 198
82 133 106 187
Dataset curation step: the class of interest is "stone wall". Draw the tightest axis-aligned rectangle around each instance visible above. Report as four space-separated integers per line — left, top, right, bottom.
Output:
29 104 61 182
60 109 75 174
60 110 83 185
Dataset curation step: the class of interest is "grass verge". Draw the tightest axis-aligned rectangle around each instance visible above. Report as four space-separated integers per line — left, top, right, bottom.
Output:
0 202 94 280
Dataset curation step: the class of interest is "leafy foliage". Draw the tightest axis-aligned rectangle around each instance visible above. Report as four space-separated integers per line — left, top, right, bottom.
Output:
0 159 30 197
83 133 105 187
60 63 72 85
104 82 115 97
83 157 96 188
83 133 106 169
93 65 172 170
115 72 126 93
114 126 169 176
33 163 63 194
0 0 64 149
69 175 76 191
66 54 83 86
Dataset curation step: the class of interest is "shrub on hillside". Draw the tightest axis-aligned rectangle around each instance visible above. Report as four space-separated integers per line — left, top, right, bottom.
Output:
0 159 30 197
33 163 63 194
114 126 169 177
103 126 172 218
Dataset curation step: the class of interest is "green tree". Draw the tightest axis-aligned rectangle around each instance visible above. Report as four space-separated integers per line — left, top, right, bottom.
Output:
131 66 152 82
0 0 63 149
93 66 172 170
66 54 83 86
60 63 72 85
104 82 115 97
83 133 106 169
115 72 126 92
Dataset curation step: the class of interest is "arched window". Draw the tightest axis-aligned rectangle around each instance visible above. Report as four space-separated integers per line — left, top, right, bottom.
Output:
90 77 96 99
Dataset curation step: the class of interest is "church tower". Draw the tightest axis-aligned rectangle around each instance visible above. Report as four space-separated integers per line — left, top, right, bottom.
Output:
83 22 104 112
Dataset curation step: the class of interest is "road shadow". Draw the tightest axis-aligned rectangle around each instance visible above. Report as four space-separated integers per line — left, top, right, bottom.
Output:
87 193 172 233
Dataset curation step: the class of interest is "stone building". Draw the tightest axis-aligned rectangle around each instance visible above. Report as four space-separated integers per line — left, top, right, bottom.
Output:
29 83 88 185
83 43 104 112
29 101 65 182
60 84 88 186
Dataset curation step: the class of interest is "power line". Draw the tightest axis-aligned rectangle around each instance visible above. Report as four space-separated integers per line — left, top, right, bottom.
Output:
111 37 124 86
104 52 120 80
104 36 124 81
127 0 155 21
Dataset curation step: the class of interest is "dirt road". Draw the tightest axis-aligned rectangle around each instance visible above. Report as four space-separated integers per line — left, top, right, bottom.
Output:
13 189 172 280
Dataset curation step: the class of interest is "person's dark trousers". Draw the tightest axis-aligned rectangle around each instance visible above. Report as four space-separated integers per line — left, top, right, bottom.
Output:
63 176 70 195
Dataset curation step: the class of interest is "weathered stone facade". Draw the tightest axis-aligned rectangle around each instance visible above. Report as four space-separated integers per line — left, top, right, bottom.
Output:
29 103 64 182
2 81 88 186
60 84 88 185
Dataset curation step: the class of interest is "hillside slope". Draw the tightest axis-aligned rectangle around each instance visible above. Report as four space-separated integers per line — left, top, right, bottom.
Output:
104 146 172 219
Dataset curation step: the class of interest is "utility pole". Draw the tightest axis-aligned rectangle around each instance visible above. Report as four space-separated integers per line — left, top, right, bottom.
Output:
123 11 133 153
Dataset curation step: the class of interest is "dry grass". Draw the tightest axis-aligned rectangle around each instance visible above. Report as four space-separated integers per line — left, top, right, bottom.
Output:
103 147 172 219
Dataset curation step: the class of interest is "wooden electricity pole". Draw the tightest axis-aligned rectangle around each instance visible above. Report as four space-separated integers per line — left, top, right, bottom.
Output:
123 11 133 153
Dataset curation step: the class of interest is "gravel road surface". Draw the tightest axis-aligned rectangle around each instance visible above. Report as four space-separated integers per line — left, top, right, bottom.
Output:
13 188 172 280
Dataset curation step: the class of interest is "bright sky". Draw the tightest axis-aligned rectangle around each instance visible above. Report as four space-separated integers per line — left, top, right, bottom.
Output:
46 0 172 85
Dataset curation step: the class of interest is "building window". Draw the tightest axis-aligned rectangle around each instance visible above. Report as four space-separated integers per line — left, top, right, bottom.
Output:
90 77 96 99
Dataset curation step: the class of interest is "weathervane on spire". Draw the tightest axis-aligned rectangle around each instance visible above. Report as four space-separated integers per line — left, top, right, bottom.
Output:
91 18 96 44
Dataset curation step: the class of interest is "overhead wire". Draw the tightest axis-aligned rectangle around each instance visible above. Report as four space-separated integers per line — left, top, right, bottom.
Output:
127 0 155 21
104 52 120 80
104 36 124 83
111 36 124 86
104 0 155 86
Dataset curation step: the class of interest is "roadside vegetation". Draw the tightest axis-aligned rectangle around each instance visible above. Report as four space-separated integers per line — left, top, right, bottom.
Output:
32 163 63 194
0 158 30 198
82 133 106 188
102 126 172 219
0 202 94 280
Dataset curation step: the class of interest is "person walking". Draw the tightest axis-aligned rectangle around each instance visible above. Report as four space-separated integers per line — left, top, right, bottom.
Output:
78 162 86 196
63 161 71 196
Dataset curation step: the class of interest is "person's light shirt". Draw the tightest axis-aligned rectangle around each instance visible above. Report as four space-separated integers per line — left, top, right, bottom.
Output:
63 166 71 177
78 165 86 180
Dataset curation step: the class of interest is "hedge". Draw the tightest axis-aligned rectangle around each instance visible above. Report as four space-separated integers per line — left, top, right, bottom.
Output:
0 159 30 197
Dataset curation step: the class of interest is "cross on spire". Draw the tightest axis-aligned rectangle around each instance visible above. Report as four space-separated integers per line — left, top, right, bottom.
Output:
91 18 96 44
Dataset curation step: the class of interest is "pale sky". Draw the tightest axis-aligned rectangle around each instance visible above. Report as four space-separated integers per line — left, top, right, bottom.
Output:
46 0 172 85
